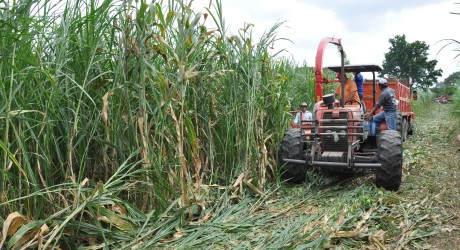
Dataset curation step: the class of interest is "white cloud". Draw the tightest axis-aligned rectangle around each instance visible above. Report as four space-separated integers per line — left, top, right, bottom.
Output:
194 0 460 81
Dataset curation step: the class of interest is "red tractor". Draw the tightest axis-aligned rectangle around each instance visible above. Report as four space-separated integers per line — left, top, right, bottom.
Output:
279 37 416 191
435 95 451 104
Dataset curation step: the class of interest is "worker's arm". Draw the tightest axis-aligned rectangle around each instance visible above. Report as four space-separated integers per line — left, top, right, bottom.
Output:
370 106 378 115
366 96 383 119
348 90 357 103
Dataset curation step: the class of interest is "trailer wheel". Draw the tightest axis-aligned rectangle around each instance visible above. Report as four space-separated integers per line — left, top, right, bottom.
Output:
396 111 402 134
376 130 403 191
407 120 414 135
402 118 407 142
278 128 308 183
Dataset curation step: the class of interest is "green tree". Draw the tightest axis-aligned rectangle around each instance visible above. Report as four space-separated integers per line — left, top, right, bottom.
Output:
442 71 460 87
381 34 442 90
434 71 460 96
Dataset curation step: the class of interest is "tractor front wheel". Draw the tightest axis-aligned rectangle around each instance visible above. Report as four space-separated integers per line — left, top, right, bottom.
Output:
376 130 403 191
278 128 308 183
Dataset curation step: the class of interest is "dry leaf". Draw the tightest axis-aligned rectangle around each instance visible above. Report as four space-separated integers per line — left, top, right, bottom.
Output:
335 230 361 238
0 212 27 248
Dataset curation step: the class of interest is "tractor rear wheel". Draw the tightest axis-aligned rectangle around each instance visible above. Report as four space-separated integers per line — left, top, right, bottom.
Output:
278 128 308 183
376 130 403 191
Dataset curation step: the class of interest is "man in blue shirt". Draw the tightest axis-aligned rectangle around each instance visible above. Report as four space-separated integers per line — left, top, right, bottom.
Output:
353 71 364 101
365 78 398 135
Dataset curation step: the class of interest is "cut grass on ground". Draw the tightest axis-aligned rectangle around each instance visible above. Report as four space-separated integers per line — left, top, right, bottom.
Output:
153 103 460 249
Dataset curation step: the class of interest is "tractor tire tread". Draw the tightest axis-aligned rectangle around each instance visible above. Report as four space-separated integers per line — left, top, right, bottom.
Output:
278 128 307 183
376 130 403 191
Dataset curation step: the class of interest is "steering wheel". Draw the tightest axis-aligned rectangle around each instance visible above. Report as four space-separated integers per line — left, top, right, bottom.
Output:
345 100 363 109
345 100 359 105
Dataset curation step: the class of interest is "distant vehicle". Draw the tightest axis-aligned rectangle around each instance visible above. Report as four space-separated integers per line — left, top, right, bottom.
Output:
435 95 451 104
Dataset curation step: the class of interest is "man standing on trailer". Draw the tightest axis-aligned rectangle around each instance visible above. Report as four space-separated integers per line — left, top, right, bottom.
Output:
365 78 398 134
353 71 364 101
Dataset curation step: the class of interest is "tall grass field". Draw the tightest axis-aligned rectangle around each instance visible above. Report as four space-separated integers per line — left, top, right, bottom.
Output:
0 0 326 247
3 0 456 248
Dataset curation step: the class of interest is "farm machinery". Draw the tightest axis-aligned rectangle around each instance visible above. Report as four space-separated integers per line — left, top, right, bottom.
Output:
435 95 452 104
279 37 416 191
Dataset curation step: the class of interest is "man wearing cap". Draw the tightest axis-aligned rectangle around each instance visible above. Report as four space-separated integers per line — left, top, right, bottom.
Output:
293 102 312 126
365 78 398 134
334 72 361 104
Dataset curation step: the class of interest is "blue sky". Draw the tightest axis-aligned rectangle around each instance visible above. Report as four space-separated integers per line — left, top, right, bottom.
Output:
194 0 460 81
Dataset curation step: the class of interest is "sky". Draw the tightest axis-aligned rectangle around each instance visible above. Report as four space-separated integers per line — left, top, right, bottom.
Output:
193 0 460 82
